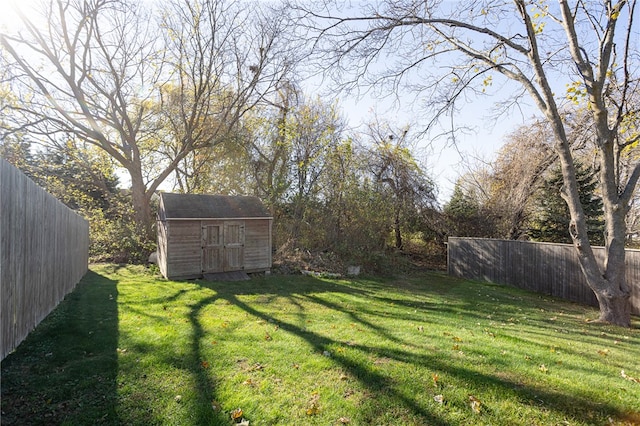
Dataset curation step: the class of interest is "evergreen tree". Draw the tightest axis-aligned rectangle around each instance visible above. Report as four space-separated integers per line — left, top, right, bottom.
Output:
528 163 604 245
444 182 497 238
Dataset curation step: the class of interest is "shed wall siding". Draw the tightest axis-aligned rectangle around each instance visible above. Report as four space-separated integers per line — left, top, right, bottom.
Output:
159 216 272 279
244 219 272 270
165 221 202 278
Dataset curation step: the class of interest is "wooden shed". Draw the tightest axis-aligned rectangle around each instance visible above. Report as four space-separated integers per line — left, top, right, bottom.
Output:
157 193 272 280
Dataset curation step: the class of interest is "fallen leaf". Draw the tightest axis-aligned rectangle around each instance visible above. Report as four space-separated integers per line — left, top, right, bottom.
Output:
469 395 482 413
434 394 444 404
264 332 272 341
452 336 463 342
306 392 320 415
597 349 609 356
338 416 350 424
174 395 182 403
201 361 210 369
231 408 243 420
452 344 460 351
418 325 424 332
432 373 440 387
539 364 548 373
621 370 640 384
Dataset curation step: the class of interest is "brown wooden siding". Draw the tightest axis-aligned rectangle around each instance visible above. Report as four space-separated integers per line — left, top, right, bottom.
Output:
448 237 640 316
158 217 272 279
165 221 202 279
244 219 272 271
1 159 89 360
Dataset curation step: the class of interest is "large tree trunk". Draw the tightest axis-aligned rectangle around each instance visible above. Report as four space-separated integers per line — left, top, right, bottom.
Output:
594 145 632 326
549 121 631 326
129 167 154 241
558 128 632 327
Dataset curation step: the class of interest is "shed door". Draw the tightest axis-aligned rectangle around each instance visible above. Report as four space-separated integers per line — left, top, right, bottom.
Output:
223 222 245 271
202 224 223 273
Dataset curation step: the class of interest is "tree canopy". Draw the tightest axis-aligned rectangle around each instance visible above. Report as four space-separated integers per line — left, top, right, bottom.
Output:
295 0 640 326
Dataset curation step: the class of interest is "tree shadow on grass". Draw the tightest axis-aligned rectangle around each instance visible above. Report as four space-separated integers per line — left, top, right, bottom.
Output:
3 269 635 425
195 274 638 425
0 270 119 425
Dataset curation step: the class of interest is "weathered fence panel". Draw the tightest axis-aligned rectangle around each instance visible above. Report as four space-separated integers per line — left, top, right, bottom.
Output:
448 237 640 316
1 158 89 360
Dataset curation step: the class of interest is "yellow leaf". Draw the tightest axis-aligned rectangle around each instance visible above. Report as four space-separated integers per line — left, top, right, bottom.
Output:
231 408 243 420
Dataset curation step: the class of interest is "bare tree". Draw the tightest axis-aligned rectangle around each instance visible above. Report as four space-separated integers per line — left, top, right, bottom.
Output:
0 0 293 238
297 0 640 326
488 122 557 239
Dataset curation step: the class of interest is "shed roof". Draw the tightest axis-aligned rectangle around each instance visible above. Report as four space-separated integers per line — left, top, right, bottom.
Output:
159 193 271 219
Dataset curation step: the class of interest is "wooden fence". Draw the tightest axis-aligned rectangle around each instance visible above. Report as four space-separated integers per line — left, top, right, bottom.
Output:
1 158 89 360
447 237 640 316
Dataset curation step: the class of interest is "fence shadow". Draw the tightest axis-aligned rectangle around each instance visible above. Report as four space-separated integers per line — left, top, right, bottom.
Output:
0 270 119 425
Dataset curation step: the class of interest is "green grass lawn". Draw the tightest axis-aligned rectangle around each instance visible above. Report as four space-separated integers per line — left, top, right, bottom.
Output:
2 264 639 425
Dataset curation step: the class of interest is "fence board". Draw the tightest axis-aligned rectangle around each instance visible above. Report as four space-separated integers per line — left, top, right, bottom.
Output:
1 158 89 360
448 237 640 316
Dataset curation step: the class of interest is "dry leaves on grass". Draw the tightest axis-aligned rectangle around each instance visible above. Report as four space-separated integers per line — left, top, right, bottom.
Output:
469 395 482 414
231 407 250 424
306 391 320 416
432 373 440 388
621 370 640 384
231 408 243 420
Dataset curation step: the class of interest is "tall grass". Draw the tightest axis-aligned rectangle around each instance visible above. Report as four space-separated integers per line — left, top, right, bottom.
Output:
2 264 639 425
